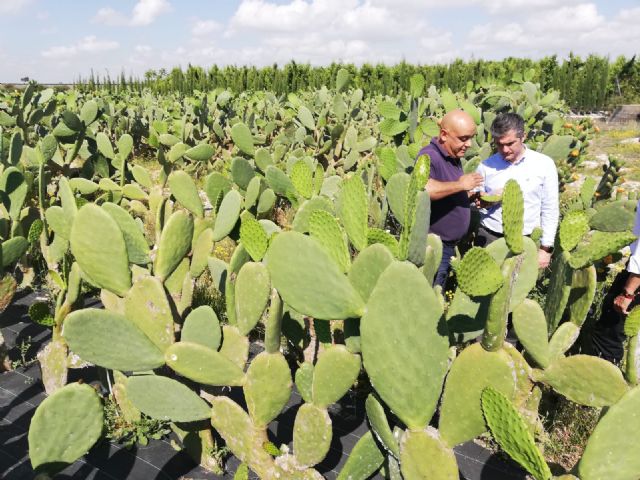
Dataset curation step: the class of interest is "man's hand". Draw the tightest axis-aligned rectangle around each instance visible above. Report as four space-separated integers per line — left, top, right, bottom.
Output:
537 248 552 269
457 173 483 191
614 294 633 314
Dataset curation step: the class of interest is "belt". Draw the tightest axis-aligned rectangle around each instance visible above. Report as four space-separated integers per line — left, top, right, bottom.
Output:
479 225 504 238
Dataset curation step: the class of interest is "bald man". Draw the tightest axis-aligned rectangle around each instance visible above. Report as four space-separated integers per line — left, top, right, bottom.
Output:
416 110 482 288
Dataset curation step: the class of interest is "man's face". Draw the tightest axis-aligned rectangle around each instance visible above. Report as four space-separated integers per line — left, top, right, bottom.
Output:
494 129 525 163
441 123 476 159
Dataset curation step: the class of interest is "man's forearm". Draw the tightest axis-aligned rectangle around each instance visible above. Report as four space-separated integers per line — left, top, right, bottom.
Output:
623 273 640 296
426 178 464 200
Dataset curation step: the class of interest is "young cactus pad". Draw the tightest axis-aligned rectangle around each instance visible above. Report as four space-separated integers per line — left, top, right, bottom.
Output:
453 247 504 297
501 179 525 254
28 383 103 472
399 428 459 480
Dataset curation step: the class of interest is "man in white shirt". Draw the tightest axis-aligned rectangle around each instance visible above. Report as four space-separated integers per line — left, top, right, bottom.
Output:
475 113 559 268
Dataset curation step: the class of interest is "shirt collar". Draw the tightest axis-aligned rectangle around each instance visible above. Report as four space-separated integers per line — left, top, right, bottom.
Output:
501 144 528 166
430 137 458 163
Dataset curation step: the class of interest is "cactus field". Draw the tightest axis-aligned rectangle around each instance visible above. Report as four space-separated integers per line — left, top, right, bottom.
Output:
1 70 640 479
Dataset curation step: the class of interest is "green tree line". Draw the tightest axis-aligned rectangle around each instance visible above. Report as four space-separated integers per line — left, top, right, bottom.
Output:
76 53 639 111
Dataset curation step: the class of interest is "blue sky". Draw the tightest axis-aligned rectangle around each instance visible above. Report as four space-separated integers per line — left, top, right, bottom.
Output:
0 0 638 83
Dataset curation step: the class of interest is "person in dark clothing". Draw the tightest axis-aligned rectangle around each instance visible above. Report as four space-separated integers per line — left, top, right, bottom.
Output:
416 110 482 288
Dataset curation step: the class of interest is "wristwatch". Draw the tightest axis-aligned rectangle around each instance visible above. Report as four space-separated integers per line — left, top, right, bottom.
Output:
621 290 636 300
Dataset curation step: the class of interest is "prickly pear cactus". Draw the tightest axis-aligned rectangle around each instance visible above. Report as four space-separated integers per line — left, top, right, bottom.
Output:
452 247 503 297
559 210 589 252
501 179 524 254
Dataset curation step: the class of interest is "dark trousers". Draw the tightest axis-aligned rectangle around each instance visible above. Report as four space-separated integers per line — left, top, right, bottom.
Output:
434 240 457 289
590 270 639 364
474 225 503 247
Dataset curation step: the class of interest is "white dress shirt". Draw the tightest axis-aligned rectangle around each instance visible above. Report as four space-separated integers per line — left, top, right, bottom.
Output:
476 145 559 247
626 201 640 274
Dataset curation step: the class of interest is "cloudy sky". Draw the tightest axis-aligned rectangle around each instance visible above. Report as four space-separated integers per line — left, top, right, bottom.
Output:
0 0 638 83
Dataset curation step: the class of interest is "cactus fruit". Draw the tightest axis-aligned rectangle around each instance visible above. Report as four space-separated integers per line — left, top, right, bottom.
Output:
439 343 516 447
481 387 552 480
240 213 269 262
127 374 211 422
502 179 525 254
181 305 221 350
559 210 589 252
309 210 351 273
28 383 103 471
102 202 150 265
361 261 449 429
213 190 243 242
337 174 368 251
124 276 174 352
154 210 194 281
579 385 640 480
540 355 629 407
231 122 255 156
569 231 636 269
69 204 131 296
265 231 365 320
453 247 504 297
399 428 459 480
311 345 361 408
293 403 332 467
365 394 400 458
512 299 550 368
63 308 164 371
336 431 385 480
291 160 314 199
235 262 271 336
243 352 292 427
168 170 204 218
165 341 245 386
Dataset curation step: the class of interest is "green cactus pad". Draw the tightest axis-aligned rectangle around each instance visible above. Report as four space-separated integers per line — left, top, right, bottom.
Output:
366 228 399 257
502 179 525 254
243 352 292 427
386 173 410 225
481 387 552 480
257 188 276 214
45 206 71 240
559 210 590 252
579 385 640 480
569 231 636 269
124 275 174 352
548 322 580 360
230 157 255 190
244 176 262 209
292 195 334 232
168 171 204 218
101 202 150 265
181 305 221 350
365 393 399 458
212 190 243 242
184 143 214 162
309 210 351 273
63 308 165 371
154 210 194 281
291 160 314 199
28 383 103 471
590 203 636 232
231 122 255 156
225 244 251 326
1 237 28 267
131 165 152 189
265 231 365 320
407 190 431 266
347 243 394 303
336 431 385 480
439 343 516 447
235 262 271 336
0 167 27 220
293 403 332 468
567 265 597 327
482 257 519 352
512 299 550 368
219 325 250 370
541 355 629 407
190 227 214 277
338 174 368 251
265 288 283 354
38 339 68 394
127 375 211 422
453 247 504 297
544 251 573 333
295 362 314 403
361 261 449 429
423 233 443 284
240 213 269 262
165 341 245 386
480 193 502 203
204 172 232 210
312 345 361 408
399 428 459 480
265 165 295 197
624 306 640 337
69 203 131 296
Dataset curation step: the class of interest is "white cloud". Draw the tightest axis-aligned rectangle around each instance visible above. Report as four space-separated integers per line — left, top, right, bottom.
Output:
0 0 32 14
93 0 171 27
41 36 119 60
192 19 222 36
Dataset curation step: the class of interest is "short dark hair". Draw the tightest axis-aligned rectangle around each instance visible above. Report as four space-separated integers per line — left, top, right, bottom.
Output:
490 113 525 139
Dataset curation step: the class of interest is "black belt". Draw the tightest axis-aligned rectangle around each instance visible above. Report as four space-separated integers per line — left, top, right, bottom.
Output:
478 225 504 238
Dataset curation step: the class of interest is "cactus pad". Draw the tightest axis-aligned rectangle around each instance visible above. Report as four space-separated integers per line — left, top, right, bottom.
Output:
240 213 269 262
219 325 250 369
154 210 194 281
365 393 399 458
548 322 580 360
366 228 399 257
336 431 385 480
291 160 314 199
512 299 550 368
541 355 629 407
28 383 103 471
213 190 243 241
453 247 504 297
559 210 589 252
569 231 636 269
337 174 368 251
165 341 245 386
243 352 292 427
234 262 271 336
312 345 361 408
231 122 255 156
293 403 332 468
292 195 334 232
309 210 351 273
101 202 150 265
481 387 552 480
190 227 214 277
502 179 525 254
624 306 640 337
63 309 164 371
361 261 449 429
181 305 221 350
69 203 131 296
399 428 459 480
265 231 365 320
567 265 597 327
295 362 314 403
168 170 204 218
127 375 211 422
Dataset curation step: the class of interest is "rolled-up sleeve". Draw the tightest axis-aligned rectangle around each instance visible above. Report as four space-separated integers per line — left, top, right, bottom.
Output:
628 202 640 274
540 158 559 246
